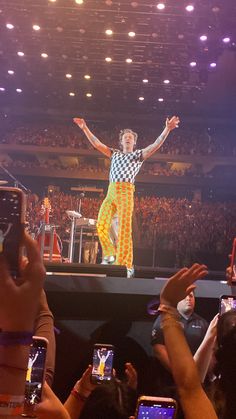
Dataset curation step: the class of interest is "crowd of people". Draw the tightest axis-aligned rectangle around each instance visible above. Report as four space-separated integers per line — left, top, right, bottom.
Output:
26 192 236 266
1 230 236 418
1 122 236 157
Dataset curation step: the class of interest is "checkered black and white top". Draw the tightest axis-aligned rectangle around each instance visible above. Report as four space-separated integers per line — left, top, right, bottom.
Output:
109 149 144 183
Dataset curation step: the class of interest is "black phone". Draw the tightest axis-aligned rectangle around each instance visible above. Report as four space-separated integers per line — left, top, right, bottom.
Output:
0 187 26 277
24 336 48 406
91 343 114 384
219 295 236 315
135 396 177 419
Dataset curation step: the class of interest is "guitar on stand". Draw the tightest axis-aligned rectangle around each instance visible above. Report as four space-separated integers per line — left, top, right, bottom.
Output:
37 197 62 262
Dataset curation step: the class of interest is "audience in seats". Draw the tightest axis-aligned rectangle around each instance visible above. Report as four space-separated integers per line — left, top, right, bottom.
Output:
1 123 236 157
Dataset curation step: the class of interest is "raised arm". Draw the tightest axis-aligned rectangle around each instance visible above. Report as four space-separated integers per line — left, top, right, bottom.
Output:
160 264 217 419
142 116 180 160
73 118 111 158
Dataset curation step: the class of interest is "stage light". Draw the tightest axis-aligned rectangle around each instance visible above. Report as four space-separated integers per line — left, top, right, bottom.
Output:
33 24 41 31
190 61 197 67
142 79 149 83
8 70 14 75
69 92 75 96
86 93 92 97
66 73 72 79
16 88 22 93
164 79 170 84
0 88 5 91
84 74 91 79
17 51 25 57
105 29 113 35
126 58 133 63
200 35 207 41
41 53 48 58
75 0 83 4
49 0 57 2
223 37 230 43
128 31 136 37
157 3 165 10
186 5 194 12
139 96 144 101
6 23 14 29
105 57 112 62
210 62 216 67
158 98 164 102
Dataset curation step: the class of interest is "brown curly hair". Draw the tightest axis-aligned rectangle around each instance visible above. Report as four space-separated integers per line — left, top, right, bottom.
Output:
118 129 138 149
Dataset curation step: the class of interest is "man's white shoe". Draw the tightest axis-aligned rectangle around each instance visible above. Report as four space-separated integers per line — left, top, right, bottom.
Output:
127 267 134 279
101 255 116 265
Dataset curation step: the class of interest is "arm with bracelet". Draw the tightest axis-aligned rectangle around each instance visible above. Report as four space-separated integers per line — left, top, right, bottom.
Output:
159 264 217 419
0 233 46 417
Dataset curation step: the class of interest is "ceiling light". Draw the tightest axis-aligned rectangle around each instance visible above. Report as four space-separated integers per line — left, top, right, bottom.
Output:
142 79 149 83
126 58 133 63
8 70 14 75
158 98 164 102
105 57 112 62
6 23 14 29
0 88 5 92
164 79 170 84
66 73 72 79
17 51 24 57
69 92 75 96
223 37 230 43
139 96 144 101
84 74 91 79
75 0 84 4
33 24 41 31
128 31 136 37
186 5 194 11
86 93 92 97
105 29 113 35
200 35 207 41
49 0 57 2
16 88 22 93
41 53 48 58
190 61 197 67
210 62 216 67
157 3 165 10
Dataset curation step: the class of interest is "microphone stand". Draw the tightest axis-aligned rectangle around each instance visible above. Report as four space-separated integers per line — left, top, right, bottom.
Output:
0 163 31 193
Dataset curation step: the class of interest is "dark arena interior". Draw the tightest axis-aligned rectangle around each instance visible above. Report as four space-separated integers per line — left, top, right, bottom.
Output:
0 0 236 417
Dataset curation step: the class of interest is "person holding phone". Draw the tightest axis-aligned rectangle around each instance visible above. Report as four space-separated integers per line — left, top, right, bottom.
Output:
74 116 180 277
0 233 46 417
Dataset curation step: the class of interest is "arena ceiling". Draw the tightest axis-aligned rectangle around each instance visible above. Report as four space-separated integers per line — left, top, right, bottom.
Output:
0 0 236 117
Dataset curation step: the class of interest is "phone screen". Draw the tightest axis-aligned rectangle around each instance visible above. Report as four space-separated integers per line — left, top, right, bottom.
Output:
220 296 236 315
91 344 114 383
24 339 47 405
0 188 25 277
137 400 176 419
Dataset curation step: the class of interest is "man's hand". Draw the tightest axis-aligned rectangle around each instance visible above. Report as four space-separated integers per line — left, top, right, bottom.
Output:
166 116 180 131
160 263 208 308
0 232 46 331
73 118 86 130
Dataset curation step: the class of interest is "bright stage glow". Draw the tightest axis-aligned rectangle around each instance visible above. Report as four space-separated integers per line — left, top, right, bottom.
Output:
6 23 14 29
164 79 170 84
126 58 133 63
186 5 194 12
41 53 48 58
8 70 14 75
105 57 112 62
139 96 144 101
190 61 197 67
75 0 84 4
223 37 230 43
66 74 72 79
0 88 5 91
157 3 165 10
105 29 113 35
210 62 216 68
84 74 91 79
33 25 41 31
158 97 164 102
200 35 207 41
69 92 75 96
128 31 136 37
17 51 25 57
86 93 92 97
16 88 22 93
142 79 149 83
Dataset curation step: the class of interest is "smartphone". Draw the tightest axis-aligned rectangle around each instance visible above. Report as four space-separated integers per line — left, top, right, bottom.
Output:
219 295 236 315
135 396 177 419
91 343 114 384
24 336 48 406
230 238 236 282
0 187 26 277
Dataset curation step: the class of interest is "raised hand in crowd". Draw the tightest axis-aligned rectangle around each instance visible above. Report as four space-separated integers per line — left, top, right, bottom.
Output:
33 382 71 419
159 264 217 419
0 232 46 415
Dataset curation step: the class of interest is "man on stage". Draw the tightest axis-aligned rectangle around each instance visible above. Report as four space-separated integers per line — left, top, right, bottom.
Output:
73 116 179 277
